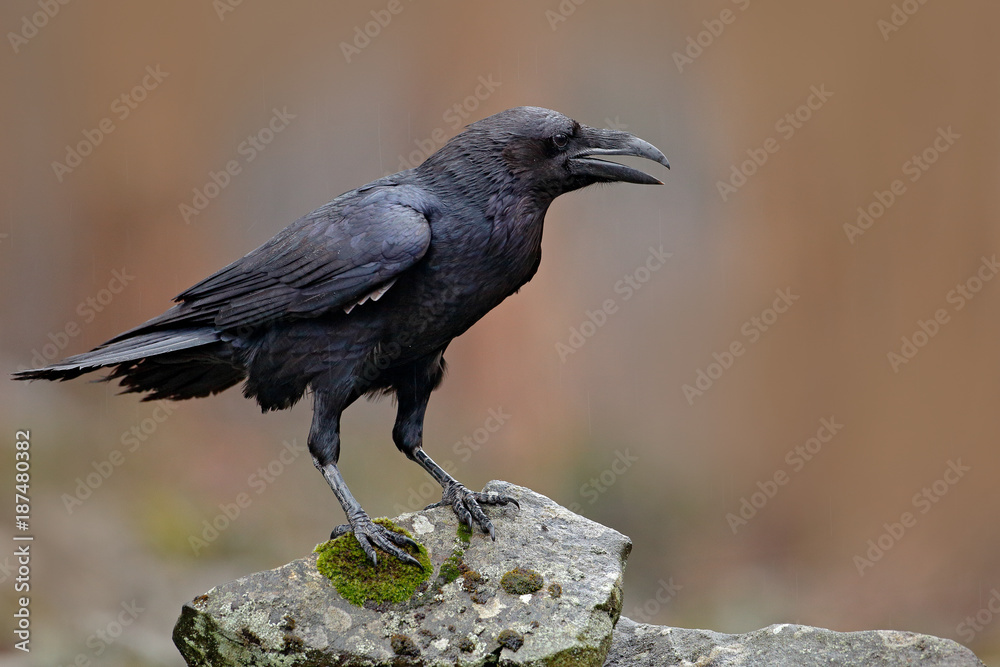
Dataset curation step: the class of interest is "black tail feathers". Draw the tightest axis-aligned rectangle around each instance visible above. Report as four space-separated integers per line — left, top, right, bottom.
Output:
12 328 246 402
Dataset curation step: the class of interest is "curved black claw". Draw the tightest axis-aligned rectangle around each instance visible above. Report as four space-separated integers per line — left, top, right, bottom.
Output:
425 483 519 540
329 517 422 567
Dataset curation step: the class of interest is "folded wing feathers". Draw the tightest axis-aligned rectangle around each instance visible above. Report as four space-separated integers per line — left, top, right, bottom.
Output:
343 278 397 314
170 195 429 326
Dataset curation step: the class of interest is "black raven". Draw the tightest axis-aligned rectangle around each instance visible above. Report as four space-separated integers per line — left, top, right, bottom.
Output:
14 107 669 566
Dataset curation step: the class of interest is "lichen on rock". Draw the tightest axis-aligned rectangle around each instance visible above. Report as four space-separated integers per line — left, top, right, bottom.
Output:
174 481 630 665
173 481 985 666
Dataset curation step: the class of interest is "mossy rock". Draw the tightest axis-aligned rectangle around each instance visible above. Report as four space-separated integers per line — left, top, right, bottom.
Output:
314 518 431 606
439 549 465 584
501 567 544 595
174 481 634 666
457 521 472 543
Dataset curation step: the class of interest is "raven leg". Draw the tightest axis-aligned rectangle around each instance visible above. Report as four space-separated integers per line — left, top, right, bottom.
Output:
392 353 519 539
309 390 420 566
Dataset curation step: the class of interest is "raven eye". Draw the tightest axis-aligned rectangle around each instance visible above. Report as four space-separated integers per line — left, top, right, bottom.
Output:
552 133 569 149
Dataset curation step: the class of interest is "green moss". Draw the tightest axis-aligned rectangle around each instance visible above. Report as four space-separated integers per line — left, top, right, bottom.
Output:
457 521 472 543
501 567 544 595
497 629 524 652
458 637 475 652
314 518 431 606
548 582 562 598
439 549 465 584
546 643 609 667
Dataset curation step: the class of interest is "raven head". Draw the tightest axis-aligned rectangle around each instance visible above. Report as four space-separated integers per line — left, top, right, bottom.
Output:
466 106 670 196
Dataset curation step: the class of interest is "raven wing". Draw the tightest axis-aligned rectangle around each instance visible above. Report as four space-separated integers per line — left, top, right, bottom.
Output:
122 187 432 336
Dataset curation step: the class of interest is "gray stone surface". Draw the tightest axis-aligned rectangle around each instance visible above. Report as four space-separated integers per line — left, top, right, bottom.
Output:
173 480 631 666
173 480 985 666
604 616 985 667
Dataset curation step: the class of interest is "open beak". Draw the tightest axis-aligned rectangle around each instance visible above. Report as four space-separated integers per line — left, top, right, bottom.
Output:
569 126 671 185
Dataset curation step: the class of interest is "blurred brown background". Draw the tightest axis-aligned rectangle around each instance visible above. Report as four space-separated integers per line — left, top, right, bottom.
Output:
2 1 999 665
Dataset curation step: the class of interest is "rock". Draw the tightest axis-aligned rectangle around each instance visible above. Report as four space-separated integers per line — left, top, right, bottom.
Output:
604 616 985 667
173 480 632 666
173 480 986 667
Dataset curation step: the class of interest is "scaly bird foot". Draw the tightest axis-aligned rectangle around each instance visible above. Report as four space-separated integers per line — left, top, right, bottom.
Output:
329 516 422 567
425 483 520 540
